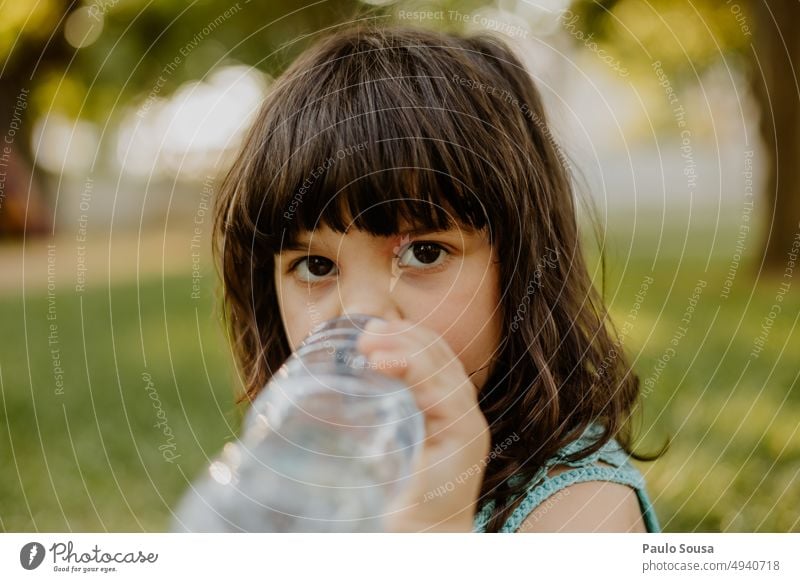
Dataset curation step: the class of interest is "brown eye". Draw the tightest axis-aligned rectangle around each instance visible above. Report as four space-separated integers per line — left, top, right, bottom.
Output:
413 243 443 264
397 242 448 269
292 256 337 282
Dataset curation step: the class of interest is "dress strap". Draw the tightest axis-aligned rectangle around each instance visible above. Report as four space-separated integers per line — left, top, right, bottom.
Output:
496 463 661 532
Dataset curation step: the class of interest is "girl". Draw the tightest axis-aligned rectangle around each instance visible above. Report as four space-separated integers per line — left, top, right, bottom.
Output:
213 23 661 533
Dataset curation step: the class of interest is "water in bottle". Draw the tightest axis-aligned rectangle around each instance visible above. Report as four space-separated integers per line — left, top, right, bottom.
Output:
172 314 424 532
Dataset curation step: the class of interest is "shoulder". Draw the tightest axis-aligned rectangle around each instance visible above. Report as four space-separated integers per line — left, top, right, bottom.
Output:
472 427 658 533
516 464 648 533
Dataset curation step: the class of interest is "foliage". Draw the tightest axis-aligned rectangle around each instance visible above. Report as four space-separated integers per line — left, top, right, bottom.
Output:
570 0 753 79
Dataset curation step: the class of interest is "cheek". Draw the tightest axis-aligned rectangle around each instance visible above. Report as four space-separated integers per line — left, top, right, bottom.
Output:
441 294 502 367
416 261 502 366
274 273 316 350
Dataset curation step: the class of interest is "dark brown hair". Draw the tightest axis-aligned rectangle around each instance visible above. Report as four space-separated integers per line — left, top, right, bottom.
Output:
213 23 657 532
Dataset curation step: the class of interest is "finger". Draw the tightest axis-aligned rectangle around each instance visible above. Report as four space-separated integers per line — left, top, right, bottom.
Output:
360 321 473 408
363 319 436 343
363 348 445 412
364 349 409 379
357 320 430 354
357 319 402 352
356 331 399 354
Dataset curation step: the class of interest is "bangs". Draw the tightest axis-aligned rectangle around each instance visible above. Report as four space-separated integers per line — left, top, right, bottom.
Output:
273 137 493 249
243 26 527 253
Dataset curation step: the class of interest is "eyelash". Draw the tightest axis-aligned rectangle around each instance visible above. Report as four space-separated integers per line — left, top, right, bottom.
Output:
287 241 453 284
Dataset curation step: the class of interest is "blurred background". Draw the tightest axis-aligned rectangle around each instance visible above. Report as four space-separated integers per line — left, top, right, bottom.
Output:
0 0 797 532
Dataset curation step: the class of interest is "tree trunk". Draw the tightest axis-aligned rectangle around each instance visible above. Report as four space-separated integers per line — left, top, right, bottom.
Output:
0 81 52 237
0 1 76 237
750 0 800 272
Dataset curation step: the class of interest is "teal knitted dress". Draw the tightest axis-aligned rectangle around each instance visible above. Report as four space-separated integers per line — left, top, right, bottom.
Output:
473 424 661 532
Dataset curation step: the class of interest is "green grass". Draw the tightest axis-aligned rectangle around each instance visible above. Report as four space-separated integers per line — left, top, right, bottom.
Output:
587 215 800 532
1 217 797 532
0 274 242 532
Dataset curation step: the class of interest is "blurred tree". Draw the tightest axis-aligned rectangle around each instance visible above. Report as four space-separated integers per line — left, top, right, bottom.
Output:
0 0 496 235
748 0 800 273
7 0 795 268
569 0 800 273
0 0 376 236
0 1 77 235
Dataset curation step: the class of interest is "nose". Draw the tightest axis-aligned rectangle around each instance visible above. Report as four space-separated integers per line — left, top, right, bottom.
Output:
337 271 403 324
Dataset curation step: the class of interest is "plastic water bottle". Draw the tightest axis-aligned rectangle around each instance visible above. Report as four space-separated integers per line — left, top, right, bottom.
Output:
172 314 424 532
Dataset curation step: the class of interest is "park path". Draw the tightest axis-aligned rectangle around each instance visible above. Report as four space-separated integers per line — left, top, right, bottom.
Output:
0 229 209 297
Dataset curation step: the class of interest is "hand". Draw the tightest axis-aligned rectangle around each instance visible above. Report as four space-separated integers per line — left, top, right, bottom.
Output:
356 318 491 532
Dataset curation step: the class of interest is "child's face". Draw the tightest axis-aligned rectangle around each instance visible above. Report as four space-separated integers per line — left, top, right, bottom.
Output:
273 221 503 390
